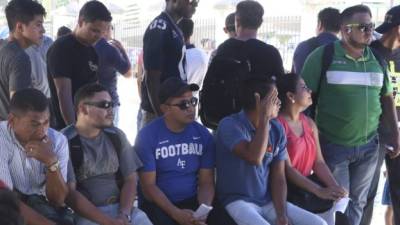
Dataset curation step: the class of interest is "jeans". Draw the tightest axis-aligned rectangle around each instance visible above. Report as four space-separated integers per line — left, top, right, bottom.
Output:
137 108 157 131
359 143 386 225
19 194 74 225
76 203 152 225
320 135 379 225
225 200 327 225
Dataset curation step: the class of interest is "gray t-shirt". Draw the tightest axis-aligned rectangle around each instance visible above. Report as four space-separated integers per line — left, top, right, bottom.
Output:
66 127 142 206
0 41 31 120
25 46 50 98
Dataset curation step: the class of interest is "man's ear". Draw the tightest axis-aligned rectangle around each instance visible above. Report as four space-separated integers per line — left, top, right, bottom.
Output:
77 17 84 28
15 22 24 34
77 103 89 116
8 113 16 128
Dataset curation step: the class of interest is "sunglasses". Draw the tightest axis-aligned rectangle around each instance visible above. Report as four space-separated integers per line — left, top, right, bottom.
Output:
167 97 198 110
84 101 114 109
346 23 375 33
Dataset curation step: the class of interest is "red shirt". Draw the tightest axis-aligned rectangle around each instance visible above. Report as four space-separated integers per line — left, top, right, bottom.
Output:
277 113 317 176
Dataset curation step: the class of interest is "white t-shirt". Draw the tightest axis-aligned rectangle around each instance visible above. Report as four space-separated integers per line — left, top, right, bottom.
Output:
185 45 209 93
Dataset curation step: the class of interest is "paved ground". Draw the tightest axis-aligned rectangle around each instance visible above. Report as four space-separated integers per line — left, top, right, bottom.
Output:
117 76 388 225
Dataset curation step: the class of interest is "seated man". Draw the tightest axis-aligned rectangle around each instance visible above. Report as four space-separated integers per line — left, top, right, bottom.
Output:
215 77 327 225
0 89 71 225
62 83 152 225
136 77 215 225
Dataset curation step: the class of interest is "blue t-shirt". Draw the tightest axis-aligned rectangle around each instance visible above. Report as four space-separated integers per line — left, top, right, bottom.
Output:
216 111 287 206
95 38 130 105
141 12 186 112
135 117 215 203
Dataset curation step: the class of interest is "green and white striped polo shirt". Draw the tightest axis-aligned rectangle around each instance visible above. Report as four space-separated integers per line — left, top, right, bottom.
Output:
301 40 392 147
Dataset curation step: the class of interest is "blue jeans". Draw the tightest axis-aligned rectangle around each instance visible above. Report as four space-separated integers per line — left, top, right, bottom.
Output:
76 203 152 225
225 200 327 225
320 136 379 225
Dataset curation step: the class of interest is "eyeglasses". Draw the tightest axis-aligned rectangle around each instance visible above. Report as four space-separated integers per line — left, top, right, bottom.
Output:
84 101 114 109
167 97 198 110
346 23 375 33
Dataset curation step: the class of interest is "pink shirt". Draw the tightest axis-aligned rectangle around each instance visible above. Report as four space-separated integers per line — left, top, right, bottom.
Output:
277 113 317 176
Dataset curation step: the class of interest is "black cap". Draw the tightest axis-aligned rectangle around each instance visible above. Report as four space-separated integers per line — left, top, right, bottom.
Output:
159 77 199 104
376 5 400 34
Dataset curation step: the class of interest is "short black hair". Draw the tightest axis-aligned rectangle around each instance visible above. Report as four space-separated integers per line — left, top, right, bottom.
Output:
239 76 275 111
341 5 372 25
277 73 301 109
56 26 72 38
178 18 194 40
318 7 341 32
9 88 49 116
78 0 112 23
5 0 46 32
225 12 236 32
0 189 23 225
236 0 264 29
74 83 109 111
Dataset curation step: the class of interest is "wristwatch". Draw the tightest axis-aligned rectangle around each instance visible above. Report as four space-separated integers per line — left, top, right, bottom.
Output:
47 160 60 172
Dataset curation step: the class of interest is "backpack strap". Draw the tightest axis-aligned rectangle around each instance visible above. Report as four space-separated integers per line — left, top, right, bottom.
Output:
307 37 320 53
370 47 389 97
318 42 335 95
103 128 124 188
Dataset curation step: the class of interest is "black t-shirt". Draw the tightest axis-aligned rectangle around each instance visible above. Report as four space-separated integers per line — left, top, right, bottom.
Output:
215 38 284 79
141 12 186 112
47 34 98 129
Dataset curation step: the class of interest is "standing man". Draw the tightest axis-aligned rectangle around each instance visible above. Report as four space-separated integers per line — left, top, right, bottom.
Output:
365 6 400 225
292 7 341 74
136 77 215 225
0 89 70 225
301 5 400 225
47 0 111 130
63 83 152 225
178 18 208 96
95 24 132 127
0 0 46 120
208 12 236 65
25 36 53 98
139 0 199 130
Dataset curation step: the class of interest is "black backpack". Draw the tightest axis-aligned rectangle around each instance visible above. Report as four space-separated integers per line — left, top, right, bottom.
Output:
199 47 251 130
305 42 388 119
63 126 123 188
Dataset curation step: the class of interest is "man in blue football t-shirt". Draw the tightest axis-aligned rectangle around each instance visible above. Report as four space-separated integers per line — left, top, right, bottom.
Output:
136 77 215 225
216 77 327 225
139 0 199 130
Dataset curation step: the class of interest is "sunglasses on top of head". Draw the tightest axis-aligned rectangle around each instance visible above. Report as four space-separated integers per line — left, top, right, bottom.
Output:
345 23 375 33
167 97 198 110
84 101 114 109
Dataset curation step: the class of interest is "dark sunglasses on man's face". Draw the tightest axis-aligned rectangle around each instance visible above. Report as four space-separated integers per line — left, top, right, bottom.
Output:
168 97 198 110
84 101 114 109
346 23 375 33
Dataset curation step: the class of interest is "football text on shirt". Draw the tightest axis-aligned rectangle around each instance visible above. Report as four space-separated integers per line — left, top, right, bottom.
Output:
155 143 203 160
